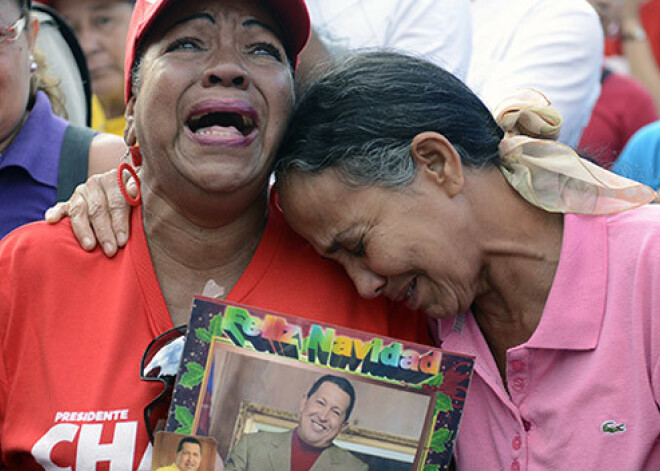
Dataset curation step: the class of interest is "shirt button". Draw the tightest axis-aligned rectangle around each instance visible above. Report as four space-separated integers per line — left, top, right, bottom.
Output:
523 419 532 431
512 436 522 450
511 460 520 471
512 377 525 392
511 360 526 372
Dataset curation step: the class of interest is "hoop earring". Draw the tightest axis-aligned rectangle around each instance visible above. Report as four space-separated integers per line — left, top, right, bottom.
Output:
117 146 142 206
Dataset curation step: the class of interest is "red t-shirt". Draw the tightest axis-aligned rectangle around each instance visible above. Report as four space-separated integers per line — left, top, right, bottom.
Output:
578 69 658 167
0 202 429 470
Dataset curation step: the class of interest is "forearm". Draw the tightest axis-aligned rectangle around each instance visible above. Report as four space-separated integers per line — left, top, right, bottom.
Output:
620 4 660 111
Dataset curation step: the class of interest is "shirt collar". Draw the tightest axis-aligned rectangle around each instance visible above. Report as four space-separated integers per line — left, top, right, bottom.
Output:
439 214 607 352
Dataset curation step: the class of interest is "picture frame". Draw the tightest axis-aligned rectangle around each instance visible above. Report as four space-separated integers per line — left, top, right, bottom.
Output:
165 297 475 471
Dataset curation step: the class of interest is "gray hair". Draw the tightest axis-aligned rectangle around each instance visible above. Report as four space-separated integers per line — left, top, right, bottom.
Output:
274 51 504 188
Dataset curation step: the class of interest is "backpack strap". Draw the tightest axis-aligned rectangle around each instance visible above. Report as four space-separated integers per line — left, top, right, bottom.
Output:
56 124 96 202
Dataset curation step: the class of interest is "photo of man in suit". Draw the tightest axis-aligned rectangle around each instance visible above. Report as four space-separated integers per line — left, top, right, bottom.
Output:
225 374 367 471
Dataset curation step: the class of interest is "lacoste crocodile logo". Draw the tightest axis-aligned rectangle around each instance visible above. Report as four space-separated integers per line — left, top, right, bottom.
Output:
602 420 626 434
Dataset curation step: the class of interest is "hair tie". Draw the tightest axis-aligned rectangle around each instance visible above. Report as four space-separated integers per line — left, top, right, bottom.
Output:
117 146 142 206
493 89 655 214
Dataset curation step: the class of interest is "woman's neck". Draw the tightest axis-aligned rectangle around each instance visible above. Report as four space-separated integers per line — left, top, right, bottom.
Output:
142 184 269 326
468 171 565 380
0 109 29 155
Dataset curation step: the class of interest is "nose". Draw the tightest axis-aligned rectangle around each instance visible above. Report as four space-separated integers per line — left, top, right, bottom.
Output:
75 23 102 56
344 260 386 300
203 52 249 90
317 407 331 422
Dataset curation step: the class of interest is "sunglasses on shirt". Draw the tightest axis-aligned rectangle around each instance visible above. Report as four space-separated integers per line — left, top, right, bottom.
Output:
139 325 187 443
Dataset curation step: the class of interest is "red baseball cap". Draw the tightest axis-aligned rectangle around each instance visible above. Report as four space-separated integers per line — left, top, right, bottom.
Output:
124 0 310 102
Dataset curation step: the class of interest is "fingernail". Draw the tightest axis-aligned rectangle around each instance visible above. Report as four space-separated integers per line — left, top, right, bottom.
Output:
103 243 114 255
117 231 127 246
82 237 94 250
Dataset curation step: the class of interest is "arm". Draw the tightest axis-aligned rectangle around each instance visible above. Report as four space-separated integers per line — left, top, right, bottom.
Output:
87 133 126 177
296 29 333 94
620 0 660 112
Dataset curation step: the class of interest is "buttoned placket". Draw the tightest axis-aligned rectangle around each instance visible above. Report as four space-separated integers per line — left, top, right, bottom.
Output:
507 349 531 471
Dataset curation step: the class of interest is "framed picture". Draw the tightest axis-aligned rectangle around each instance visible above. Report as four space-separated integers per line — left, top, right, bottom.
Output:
151 431 217 471
166 297 474 471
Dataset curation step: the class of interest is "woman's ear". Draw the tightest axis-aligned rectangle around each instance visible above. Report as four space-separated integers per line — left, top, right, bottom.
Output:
410 131 464 197
124 97 137 146
27 16 39 54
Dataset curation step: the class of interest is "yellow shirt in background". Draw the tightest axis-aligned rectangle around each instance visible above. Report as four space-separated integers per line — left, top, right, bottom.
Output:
91 95 126 137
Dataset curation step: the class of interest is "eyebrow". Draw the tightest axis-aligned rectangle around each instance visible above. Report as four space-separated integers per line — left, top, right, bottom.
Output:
165 12 216 34
162 15 284 46
242 18 283 42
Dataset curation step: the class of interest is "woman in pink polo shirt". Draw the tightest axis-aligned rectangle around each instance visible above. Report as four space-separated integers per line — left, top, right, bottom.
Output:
272 52 660 470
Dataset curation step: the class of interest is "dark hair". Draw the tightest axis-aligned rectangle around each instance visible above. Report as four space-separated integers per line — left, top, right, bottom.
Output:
274 51 505 187
177 436 201 453
306 374 356 421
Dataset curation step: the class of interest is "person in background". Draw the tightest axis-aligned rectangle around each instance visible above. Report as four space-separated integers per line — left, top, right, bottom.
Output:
298 0 471 85
468 0 603 148
43 0 134 136
0 2 428 469
601 0 660 112
579 0 658 167
272 51 659 469
0 0 124 239
611 119 660 190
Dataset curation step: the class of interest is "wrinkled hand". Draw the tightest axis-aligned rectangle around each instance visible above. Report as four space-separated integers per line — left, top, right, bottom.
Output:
44 168 135 257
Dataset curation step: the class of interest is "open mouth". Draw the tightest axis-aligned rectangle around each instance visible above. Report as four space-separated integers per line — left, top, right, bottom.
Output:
187 111 256 136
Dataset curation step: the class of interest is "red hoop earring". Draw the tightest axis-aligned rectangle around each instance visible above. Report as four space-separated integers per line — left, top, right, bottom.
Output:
117 148 142 207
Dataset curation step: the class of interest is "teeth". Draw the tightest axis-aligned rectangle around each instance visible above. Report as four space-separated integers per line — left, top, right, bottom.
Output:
196 129 239 136
242 115 253 128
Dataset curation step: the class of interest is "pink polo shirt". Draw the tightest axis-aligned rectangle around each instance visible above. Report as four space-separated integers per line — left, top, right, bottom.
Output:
438 206 660 470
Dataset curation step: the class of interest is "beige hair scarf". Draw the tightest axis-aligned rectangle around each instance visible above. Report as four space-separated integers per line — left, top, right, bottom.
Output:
495 89 656 214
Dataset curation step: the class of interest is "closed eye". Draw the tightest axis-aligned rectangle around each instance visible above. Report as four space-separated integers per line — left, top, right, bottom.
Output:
347 238 366 257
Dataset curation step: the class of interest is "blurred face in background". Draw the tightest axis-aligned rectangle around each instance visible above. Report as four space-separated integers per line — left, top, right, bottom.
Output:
0 0 36 153
52 0 133 118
